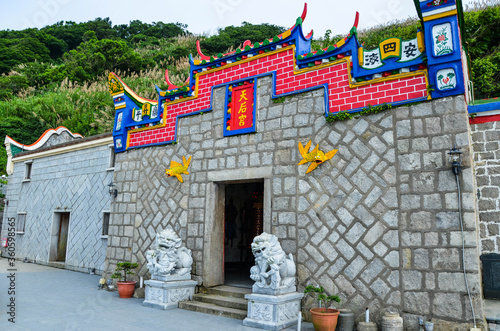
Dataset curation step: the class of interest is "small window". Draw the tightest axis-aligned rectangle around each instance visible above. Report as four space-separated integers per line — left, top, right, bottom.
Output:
24 161 33 180
17 213 26 233
107 145 115 170
102 212 110 236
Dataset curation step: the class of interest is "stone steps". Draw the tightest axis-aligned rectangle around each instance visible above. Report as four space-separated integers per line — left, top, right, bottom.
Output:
178 300 248 320
178 285 251 320
205 285 251 299
192 294 248 310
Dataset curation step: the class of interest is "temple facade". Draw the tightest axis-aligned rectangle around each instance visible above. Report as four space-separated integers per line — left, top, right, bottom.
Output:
3 0 500 329
101 1 491 328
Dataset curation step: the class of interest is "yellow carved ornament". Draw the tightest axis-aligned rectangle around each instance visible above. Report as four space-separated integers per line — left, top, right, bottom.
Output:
298 140 338 174
165 156 192 183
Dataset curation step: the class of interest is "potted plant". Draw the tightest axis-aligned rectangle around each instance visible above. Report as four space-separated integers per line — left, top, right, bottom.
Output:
304 285 341 331
111 262 139 298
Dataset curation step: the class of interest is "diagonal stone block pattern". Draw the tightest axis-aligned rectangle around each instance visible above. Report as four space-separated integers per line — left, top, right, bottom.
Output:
2 143 112 273
103 76 484 327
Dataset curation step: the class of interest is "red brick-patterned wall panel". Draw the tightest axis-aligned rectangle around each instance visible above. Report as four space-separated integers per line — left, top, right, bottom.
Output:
128 47 428 147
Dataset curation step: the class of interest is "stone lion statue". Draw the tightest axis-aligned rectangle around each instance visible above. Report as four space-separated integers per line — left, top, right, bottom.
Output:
250 232 296 290
146 228 193 279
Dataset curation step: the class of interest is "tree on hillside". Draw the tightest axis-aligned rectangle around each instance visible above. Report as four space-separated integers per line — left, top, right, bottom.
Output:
200 22 285 55
463 5 500 99
62 32 152 82
0 35 51 74
42 18 116 50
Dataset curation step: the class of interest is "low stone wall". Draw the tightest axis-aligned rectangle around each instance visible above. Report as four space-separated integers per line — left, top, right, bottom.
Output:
471 120 500 254
105 75 484 329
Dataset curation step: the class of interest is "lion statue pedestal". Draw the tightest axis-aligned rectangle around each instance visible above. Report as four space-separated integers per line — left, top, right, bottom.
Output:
143 228 197 310
243 233 303 330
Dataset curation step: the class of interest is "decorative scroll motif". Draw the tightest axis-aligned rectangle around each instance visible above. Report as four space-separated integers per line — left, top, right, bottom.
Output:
362 48 383 70
362 35 424 70
250 233 296 290
379 38 401 60
251 303 273 321
278 302 299 322
432 23 453 56
146 228 193 279
133 104 159 122
169 288 191 303
400 38 421 62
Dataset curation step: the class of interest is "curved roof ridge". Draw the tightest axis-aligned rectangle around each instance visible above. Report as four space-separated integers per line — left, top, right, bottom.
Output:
5 126 83 152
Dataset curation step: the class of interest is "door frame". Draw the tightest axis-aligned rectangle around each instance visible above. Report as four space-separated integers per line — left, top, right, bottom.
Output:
49 211 72 262
203 167 272 287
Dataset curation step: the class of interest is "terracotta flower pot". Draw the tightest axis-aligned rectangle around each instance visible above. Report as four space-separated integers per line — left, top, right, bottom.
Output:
116 281 137 298
310 308 340 331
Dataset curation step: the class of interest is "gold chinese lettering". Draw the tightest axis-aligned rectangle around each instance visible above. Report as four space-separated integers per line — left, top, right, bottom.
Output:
239 115 247 126
238 101 247 114
239 90 248 102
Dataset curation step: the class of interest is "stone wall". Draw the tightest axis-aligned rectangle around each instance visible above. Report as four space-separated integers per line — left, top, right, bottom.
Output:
106 75 484 329
471 120 500 254
1 143 113 274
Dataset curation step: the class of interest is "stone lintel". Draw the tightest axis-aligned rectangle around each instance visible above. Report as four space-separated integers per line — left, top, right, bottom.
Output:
207 166 273 182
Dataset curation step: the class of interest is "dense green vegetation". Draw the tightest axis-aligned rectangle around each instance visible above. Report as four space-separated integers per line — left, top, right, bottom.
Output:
0 4 499 175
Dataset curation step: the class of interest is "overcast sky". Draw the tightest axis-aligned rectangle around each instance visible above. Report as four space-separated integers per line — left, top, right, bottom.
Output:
0 0 477 37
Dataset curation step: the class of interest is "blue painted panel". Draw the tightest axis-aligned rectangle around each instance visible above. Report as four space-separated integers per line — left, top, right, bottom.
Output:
428 60 465 98
424 16 461 65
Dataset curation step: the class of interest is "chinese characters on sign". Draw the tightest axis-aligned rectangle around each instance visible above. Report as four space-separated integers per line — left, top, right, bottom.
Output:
400 39 421 62
132 103 158 122
383 42 396 53
380 38 400 60
225 82 255 137
362 37 422 70
362 49 382 70
134 108 143 122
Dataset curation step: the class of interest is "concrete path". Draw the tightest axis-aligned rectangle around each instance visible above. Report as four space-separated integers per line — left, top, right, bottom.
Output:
0 258 314 331
485 299 500 330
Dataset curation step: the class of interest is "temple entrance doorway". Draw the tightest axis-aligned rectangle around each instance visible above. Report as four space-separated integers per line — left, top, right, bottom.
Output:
224 181 264 288
49 211 70 262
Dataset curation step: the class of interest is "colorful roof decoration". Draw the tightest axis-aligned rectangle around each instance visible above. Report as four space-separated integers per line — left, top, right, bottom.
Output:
109 1 467 153
4 126 83 158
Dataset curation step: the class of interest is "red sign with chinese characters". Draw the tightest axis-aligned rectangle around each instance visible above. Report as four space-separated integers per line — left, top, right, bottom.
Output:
230 84 254 130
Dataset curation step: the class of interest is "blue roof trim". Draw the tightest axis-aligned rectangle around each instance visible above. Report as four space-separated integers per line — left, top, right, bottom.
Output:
468 101 500 114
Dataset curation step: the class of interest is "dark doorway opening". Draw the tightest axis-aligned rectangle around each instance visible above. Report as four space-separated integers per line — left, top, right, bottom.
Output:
224 181 264 288
56 212 70 262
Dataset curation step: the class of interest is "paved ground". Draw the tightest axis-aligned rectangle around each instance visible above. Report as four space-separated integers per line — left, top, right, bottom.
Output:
0 258 314 331
485 299 500 331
